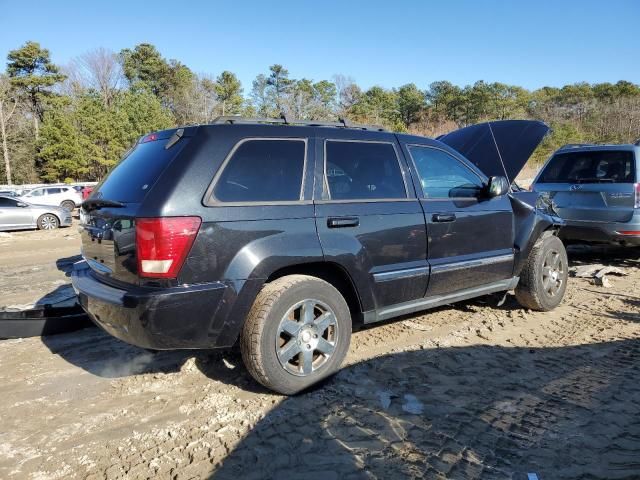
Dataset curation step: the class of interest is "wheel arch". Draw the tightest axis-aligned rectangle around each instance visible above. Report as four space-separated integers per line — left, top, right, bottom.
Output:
37 212 61 227
514 221 562 276
213 260 367 348
266 261 364 322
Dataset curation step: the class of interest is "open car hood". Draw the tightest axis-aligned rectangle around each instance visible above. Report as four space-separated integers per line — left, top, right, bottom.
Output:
437 120 550 183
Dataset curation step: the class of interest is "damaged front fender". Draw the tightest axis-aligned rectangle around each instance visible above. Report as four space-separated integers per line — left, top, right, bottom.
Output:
509 191 565 276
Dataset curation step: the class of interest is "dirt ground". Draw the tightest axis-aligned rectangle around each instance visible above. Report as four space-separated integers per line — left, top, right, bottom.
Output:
1 224 639 479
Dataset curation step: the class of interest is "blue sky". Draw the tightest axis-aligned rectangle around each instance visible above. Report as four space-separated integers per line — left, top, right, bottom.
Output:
1 0 638 92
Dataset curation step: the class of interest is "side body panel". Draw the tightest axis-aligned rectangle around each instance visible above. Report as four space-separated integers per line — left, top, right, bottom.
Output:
421 196 515 296
0 197 38 230
0 206 33 229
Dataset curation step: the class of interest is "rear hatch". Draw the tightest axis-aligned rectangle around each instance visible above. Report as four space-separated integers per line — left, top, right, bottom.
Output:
534 148 638 223
80 129 193 285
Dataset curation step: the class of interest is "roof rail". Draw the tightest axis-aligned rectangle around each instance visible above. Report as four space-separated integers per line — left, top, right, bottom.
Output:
211 113 387 132
559 143 595 150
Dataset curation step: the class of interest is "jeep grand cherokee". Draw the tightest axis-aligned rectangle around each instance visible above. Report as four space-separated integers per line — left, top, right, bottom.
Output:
72 117 566 394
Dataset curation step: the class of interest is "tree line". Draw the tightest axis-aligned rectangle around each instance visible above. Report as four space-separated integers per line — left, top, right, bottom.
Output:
1 40 639 184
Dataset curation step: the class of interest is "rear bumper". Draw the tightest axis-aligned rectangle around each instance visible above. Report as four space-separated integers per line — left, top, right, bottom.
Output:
559 217 640 246
71 261 230 349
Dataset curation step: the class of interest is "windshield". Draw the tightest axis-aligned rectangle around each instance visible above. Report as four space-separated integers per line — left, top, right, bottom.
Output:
539 150 636 184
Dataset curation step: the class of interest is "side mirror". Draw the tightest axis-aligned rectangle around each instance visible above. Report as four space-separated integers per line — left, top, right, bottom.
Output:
16 202 28 208
487 176 510 197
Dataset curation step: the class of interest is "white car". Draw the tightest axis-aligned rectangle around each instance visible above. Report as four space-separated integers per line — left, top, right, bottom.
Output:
19 186 82 211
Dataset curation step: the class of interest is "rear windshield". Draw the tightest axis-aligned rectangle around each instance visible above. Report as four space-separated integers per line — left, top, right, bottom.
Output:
94 139 185 203
539 150 636 184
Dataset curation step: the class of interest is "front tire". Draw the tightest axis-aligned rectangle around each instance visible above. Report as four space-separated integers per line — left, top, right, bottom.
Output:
37 214 59 230
515 234 568 311
240 275 352 395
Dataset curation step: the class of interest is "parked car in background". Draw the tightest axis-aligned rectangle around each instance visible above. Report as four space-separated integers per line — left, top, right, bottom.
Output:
81 185 94 200
0 190 18 197
19 186 82 211
532 143 640 246
0 196 72 230
72 117 566 395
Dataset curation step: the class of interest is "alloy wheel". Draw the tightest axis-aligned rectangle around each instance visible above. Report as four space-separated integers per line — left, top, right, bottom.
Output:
276 299 338 376
40 215 58 230
542 249 564 297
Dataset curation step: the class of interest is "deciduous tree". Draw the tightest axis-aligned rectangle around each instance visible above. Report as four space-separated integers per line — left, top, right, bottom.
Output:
0 74 20 184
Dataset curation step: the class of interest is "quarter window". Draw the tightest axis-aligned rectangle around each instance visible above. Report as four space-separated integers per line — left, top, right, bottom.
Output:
409 146 484 199
213 139 306 203
324 141 406 200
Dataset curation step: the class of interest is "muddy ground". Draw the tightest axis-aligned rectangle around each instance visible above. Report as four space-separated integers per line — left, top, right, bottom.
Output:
1 224 639 479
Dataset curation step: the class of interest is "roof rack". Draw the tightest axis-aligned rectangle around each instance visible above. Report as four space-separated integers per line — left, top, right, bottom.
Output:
211 113 387 132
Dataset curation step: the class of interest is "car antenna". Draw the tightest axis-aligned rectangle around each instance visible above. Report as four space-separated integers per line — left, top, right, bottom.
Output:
487 122 511 184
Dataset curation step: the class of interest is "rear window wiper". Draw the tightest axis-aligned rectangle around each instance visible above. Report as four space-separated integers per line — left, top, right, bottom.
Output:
82 199 126 211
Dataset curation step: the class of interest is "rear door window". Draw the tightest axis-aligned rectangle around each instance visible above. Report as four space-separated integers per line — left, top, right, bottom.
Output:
539 150 636 184
46 188 62 194
212 139 306 203
94 138 187 203
324 141 406 200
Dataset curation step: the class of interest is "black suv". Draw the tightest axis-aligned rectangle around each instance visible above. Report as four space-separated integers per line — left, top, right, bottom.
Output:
72 117 566 394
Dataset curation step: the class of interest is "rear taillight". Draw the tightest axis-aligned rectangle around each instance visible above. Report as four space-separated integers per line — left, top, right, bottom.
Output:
136 217 201 279
635 183 640 208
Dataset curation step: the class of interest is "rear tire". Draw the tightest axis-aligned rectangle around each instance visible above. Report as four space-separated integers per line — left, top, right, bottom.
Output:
60 200 75 211
240 275 352 395
37 214 59 230
515 234 568 311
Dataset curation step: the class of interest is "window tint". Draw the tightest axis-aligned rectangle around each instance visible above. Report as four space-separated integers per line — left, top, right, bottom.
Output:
46 188 62 194
0 197 18 207
325 141 406 200
539 150 636 184
95 138 189 203
409 146 483 199
213 139 305 202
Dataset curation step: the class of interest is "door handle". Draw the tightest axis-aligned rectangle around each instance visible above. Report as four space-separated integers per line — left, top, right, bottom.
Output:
432 213 456 223
327 216 359 228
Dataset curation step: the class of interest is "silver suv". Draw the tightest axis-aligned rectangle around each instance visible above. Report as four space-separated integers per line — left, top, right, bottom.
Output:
532 143 640 246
